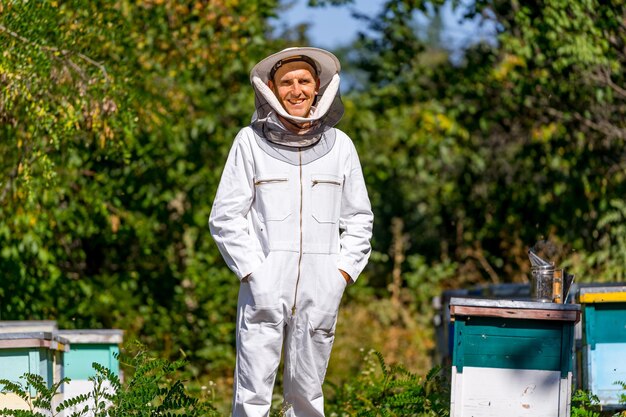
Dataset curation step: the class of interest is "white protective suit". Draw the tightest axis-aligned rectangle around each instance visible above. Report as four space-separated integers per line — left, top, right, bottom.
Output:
209 47 373 417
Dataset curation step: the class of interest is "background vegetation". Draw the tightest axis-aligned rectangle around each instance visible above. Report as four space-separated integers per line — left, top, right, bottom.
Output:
2 0 625 413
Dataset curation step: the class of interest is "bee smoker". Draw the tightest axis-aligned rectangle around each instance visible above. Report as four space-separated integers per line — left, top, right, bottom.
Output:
528 249 575 303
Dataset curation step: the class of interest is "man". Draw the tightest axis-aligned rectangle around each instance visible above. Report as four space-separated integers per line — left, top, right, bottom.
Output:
209 47 373 417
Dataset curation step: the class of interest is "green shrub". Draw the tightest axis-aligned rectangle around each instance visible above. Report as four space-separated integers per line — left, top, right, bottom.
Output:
0 343 219 417
0 373 68 417
4 345 623 417
570 387 626 417
571 389 602 417
326 350 450 417
613 380 626 417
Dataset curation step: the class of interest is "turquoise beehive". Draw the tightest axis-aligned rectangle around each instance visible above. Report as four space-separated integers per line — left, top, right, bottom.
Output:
449 298 580 417
0 331 69 410
55 329 123 417
56 329 123 380
578 285 626 410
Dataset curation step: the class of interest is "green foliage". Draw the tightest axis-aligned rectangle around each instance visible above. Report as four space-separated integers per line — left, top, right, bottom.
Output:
0 0 134 321
339 0 626 291
0 0 283 377
616 380 626 410
327 350 450 416
3 0 626 411
0 373 69 417
0 343 219 417
404 255 456 312
571 389 602 417
565 199 626 281
567 385 626 417
107 343 220 417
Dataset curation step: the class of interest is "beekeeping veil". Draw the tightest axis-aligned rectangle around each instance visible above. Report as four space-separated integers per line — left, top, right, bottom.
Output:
249 47 344 162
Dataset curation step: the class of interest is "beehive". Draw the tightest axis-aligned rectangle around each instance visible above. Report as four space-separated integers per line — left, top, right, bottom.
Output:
449 298 580 417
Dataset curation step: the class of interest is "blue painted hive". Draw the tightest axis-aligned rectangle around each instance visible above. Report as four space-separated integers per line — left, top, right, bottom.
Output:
56 329 124 381
55 329 124 416
578 285 626 409
0 332 69 410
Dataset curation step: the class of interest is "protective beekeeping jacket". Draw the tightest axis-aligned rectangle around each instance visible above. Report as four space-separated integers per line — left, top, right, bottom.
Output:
209 47 373 417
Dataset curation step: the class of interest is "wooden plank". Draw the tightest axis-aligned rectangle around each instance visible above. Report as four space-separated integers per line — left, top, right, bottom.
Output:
580 292 626 303
454 316 569 372
462 333 562 371
0 339 50 349
585 304 597 349
64 345 120 379
560 321 573 378
461 317 565 336
587 343 626 406
463 353 562 372
453 320 466 371
464 334 562 354
56 329 124 344
450 366 463 417
451 367 570 416
450 297 581 311
451 305 580 322
584 303 626 347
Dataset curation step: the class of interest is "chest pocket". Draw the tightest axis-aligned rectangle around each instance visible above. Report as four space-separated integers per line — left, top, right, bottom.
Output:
255 175 291 222
311 174 343 224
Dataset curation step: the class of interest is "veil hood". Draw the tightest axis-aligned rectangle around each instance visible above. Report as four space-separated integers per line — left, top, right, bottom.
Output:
250 47 344 148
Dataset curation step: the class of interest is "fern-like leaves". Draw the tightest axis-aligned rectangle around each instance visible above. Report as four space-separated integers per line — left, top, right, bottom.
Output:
328 350 450 417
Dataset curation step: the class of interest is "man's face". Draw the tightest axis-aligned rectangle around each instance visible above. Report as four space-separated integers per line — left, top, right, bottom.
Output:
268 61 320 118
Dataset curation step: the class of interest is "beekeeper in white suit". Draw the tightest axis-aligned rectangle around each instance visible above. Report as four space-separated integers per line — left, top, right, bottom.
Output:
209 46 373 417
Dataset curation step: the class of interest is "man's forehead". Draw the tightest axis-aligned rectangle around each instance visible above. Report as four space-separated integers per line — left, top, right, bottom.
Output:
270 55 318 79
272 61 318 80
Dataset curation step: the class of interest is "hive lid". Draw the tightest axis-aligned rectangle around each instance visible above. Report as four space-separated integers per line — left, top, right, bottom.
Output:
0 321 58 332
579 285 626 303
0 331 70 351
56 329 124 344
450 297 581 311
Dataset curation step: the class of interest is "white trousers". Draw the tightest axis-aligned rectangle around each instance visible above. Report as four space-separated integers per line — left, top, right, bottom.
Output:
231 252 346 417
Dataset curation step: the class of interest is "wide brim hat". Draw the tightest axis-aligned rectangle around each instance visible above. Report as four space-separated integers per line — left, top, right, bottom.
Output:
250 46 341 88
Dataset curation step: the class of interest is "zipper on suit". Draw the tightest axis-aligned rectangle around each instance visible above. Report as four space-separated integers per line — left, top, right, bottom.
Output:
292 150 304 316
254 178 288 186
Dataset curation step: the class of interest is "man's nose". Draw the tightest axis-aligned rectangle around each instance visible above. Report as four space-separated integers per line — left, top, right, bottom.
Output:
291 82 302 95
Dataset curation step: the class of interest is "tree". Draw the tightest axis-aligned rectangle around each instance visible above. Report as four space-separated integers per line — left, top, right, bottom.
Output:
342 0 626 291
1 0 283 378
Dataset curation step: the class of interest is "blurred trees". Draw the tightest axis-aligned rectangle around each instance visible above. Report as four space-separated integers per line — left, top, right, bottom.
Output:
328 0 626 388
1 0 281 379
341 0 626 288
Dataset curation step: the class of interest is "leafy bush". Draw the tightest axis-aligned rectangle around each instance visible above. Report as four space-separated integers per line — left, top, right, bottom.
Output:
326 350 450 417
571 389 602 417
0 373 67 417
613 380 626 417
0 343 219 417
571 386 626 417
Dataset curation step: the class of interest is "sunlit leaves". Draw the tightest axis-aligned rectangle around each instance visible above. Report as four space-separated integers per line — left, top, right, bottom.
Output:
342 0 626 291
0 0 280 378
